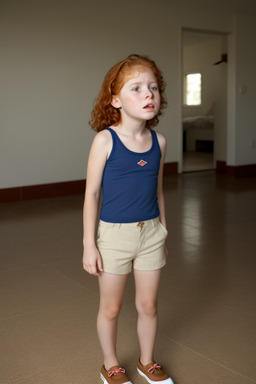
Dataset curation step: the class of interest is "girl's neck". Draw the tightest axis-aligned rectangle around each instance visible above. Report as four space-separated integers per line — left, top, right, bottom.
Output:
114 121 147 138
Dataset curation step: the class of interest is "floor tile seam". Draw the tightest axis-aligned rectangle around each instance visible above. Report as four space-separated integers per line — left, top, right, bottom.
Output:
163 286 256 318
2 332 91 381
42 264 98 297
0 311 37 323
0 265 42 274
1 355 89 384
222 304 256 319
160 332 256 383
0 366 62 384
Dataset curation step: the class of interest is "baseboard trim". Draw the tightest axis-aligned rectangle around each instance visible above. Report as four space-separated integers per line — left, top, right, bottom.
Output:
0 180 85 203
216 161 256 178
163 162 178 176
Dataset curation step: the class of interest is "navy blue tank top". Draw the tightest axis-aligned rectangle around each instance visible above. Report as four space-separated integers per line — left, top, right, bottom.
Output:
100 127 161 223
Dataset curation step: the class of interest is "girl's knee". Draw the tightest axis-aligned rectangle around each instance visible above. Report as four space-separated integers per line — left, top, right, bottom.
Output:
100 302 122 320
136 300 157 317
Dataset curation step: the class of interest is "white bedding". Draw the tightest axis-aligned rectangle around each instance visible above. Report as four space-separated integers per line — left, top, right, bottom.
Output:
183 115 214 151
183 115 214 130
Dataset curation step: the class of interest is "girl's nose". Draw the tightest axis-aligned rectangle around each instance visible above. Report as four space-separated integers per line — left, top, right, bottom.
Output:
145 88 153 98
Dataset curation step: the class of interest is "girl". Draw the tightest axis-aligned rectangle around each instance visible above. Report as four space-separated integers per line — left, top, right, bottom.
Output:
83 54 174 384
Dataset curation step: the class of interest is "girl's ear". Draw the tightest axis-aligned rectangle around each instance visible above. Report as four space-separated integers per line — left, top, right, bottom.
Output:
111 95 121 109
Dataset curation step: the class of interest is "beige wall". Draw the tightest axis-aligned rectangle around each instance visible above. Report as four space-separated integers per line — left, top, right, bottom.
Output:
0 0 255 188
227 13 256 166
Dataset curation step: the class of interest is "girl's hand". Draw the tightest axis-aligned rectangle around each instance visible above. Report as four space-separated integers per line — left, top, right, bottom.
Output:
83 244 103 276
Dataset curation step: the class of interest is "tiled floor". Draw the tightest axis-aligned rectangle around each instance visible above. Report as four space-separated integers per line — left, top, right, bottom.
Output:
1 171 256 384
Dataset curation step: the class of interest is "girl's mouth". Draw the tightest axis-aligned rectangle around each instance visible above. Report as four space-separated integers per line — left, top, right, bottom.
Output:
144 104 154 109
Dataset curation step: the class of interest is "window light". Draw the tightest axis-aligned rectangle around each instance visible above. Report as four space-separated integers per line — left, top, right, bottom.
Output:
184 73 202 106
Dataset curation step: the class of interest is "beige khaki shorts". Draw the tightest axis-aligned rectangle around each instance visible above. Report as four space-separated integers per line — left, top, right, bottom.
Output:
96 217 168 274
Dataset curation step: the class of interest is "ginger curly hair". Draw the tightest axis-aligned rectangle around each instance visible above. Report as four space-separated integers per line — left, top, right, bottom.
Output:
89 54 167 132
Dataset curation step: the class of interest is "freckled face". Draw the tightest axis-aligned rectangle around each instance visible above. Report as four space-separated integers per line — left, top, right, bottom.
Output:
111 67 161 124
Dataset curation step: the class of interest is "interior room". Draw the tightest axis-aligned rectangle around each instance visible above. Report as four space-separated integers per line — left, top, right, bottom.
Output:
182 31 228 173
1 0 256 383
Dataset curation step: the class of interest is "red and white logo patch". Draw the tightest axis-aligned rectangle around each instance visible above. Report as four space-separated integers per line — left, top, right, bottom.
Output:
137 160 147 167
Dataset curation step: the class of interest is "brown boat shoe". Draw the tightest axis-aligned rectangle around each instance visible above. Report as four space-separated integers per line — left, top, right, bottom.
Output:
137 360 174 384
100 365 132 384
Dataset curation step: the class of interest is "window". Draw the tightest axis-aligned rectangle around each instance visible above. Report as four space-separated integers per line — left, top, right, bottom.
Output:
184 73 202 105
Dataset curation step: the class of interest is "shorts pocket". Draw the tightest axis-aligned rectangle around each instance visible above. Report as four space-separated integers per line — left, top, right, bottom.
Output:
158 222 168 237
96 222 111 241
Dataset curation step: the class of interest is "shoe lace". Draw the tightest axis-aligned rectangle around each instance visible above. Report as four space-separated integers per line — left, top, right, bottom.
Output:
148 363 161 373
108 368 126 377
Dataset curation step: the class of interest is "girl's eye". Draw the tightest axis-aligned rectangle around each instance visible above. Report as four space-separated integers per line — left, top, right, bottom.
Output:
151 86 158 91
132 87 140 92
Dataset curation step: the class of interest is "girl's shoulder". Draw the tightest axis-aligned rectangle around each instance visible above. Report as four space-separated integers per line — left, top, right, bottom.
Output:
154 130 167 150
92 128 113 158
94 128 112 144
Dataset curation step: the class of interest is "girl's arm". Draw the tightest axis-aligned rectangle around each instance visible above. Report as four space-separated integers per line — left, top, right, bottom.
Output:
156 131 168 260
156 132 167 229
82 130 112 276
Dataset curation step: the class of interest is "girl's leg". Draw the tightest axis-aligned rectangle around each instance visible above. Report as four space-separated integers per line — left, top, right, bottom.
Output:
134 269 162 366
97 272 128 370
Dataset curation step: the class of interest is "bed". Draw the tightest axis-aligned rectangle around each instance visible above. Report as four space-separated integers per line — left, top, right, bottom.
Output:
183 115 214 151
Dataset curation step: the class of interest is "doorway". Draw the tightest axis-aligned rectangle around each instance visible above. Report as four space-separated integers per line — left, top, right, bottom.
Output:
182 30 228 172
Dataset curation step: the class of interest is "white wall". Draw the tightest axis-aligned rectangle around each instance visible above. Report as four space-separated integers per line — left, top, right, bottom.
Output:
228 14 256 166
0 0 255 188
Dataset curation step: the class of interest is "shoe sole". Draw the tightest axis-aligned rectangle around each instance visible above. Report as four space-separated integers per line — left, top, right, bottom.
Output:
100 372 133 384
137 367 174 384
